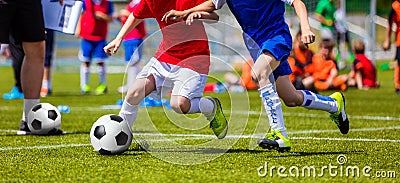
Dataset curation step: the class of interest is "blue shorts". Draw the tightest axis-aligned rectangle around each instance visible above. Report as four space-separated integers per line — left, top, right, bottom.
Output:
244 34 292 82
79 39 108 62
123 39 143 64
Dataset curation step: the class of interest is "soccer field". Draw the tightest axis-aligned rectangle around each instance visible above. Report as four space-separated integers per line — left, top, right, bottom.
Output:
0 66 399 182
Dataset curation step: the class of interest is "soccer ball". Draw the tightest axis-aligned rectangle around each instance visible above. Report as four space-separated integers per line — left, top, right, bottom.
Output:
90 114 132 155
27 103 62 135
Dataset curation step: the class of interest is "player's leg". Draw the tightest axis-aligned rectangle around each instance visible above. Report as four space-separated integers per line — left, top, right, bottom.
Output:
21 41 44 121
119 39 142 93
395 48 400 95
95 62 107 95
119 58 159 127
94 40 108 95
3 36 24 100
252 52 291 152
79 39 93 94
0 5 16 103
120 75 156 127
169 66 228 139
41 29 55 97
333 75 348 91
16 0 49 133
276 76 349 134
170 95 191 114
396 62 400 94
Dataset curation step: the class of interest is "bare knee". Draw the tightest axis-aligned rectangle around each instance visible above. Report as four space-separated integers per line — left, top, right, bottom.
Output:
170 97 190 114
126 86 145 105
23 41 45 63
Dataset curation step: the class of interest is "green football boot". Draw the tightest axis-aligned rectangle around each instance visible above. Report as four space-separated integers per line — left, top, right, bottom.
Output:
95 84 108 95
258 129 291 152
204 97 228 139
81 84 91 94
329 92 349 134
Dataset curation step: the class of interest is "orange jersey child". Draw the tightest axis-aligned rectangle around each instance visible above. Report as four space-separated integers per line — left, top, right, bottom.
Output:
383 0 400 95
288 31 313 85
308 39 347 91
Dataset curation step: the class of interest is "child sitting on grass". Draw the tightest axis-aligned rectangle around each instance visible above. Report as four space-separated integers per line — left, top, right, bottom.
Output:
347 40 379 90
305 39 348 91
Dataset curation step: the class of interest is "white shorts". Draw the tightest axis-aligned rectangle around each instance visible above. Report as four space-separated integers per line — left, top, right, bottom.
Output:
137 57 208 100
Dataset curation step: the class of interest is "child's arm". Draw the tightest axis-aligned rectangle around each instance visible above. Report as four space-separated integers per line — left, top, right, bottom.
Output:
161 0 216 22
292 0 315 45
75 12 82 37
104 13 143 56
186 11 219 25
95 11 113 22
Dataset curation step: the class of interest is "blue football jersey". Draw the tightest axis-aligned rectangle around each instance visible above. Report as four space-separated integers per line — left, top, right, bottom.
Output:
213 0 293 62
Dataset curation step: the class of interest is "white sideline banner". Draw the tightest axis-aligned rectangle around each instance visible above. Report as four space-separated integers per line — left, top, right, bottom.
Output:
42 0 82 34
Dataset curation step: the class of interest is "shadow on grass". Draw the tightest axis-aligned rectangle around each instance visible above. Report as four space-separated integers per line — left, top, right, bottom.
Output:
46 92 94 97
131 147 365 156
141 148 268 154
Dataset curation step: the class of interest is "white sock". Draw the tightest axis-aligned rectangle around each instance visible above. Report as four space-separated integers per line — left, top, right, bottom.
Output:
98 64 106 84
80 65 90 88
126 64 140 90
23 99 40 122
42 80 48 89
199 97 215 115
187 97 201 114
259 84 287 137
300 90 338 113
119 100 139 128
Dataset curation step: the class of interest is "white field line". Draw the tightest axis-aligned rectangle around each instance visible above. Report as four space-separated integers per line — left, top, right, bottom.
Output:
0 144 90 151
2 126 400 136
1 106 399 122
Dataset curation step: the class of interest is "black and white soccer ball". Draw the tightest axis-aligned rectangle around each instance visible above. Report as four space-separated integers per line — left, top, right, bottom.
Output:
90 114 132 155
27 103 62 135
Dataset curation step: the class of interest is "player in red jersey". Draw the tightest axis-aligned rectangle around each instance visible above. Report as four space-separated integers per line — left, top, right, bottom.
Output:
78 0 114 95
348 40 379 90
104 0 228 139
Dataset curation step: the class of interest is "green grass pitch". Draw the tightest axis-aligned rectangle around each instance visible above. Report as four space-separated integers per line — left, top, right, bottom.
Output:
0 66 399 182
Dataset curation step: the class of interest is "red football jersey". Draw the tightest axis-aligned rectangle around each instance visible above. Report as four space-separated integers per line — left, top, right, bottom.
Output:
80 0 111 41
352 54 378 87
133 0 210 74
122 0 146 41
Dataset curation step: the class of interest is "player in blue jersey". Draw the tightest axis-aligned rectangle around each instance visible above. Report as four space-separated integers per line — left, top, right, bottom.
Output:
163 0 349 152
